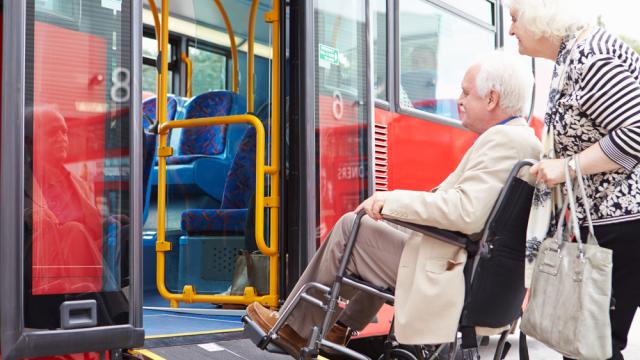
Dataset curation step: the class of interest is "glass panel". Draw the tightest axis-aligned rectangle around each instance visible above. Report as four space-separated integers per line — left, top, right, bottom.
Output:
142 36 173 95
399 0 494 119
24 0 131 328
142 35 172 61
142 63 173 95
372 0 387 101
445 0 494 24
188 45 227 94
315 0 369 244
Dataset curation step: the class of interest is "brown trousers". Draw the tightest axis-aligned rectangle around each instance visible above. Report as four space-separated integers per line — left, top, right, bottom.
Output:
280 212 409 338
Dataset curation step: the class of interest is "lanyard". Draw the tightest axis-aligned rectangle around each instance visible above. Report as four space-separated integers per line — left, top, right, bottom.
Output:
496 116 520 126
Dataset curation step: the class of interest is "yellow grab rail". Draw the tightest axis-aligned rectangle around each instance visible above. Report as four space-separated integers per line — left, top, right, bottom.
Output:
264 0 281 300
155 115 278 307
247 0 260 112
181 52 193 97
213 0 239 93
148 0 161 48
154 0 281 309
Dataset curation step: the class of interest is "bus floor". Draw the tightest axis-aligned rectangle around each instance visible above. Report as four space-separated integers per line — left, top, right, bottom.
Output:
138 290 314 359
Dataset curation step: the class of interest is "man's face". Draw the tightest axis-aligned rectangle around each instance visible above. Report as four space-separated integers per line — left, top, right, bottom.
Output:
36 110 69 163
458 64 489 134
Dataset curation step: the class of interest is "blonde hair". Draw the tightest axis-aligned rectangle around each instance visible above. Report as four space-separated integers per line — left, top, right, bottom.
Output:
505 0 592 39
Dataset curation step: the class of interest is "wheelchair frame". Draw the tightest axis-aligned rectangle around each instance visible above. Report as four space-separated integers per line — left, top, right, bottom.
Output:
244 160 536 360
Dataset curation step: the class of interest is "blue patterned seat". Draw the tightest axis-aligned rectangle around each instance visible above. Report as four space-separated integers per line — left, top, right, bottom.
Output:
180 121 263 234
160 91 247 202
142 96 177 221
169 91 246 164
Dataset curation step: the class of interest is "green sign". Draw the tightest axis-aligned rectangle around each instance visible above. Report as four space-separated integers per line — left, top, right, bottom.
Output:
319 44 339 68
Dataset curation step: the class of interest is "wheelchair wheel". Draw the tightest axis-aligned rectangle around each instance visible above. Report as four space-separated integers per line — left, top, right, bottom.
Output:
377 348 419 360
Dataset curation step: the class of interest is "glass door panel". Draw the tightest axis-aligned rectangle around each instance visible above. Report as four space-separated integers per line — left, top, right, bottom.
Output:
25 0 131 328
314 0 369 245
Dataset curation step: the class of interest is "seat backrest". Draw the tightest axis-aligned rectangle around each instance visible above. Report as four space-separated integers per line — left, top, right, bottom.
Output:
460 160 535 328
220 125 262 209
178 91 246 156
141 95 178 219
142 95 178 128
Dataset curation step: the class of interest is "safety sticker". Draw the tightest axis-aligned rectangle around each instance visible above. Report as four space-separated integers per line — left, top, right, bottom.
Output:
319 44 339 69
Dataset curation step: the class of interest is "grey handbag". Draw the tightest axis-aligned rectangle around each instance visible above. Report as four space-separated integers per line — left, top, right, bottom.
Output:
230 250 270 296
521 157 613 360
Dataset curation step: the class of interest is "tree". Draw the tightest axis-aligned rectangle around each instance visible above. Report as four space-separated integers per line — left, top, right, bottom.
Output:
620 35 640 55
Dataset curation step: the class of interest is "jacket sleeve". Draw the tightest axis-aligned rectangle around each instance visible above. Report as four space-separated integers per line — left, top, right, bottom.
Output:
381 128 526 235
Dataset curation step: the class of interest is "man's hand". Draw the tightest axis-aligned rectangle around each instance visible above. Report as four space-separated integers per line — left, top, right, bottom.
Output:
530 158 570 187
354 192 388 220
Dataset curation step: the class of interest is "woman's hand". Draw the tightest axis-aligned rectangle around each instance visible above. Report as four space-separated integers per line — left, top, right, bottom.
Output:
530 158 569 186
354 192 388 220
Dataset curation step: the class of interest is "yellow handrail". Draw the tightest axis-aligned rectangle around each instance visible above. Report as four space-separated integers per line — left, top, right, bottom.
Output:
155 114 277 306
156 0 170 307
148 0 161 49
247 0 260 112
148 0 162 131
154 0 281 309
213 0 239 93
264 0 281 302
181 51 192 98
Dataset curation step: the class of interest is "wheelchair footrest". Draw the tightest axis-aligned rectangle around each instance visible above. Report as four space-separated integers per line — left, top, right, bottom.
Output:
242 315 287 354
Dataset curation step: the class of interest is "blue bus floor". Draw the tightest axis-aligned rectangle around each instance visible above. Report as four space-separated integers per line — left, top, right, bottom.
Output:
143 290 244 338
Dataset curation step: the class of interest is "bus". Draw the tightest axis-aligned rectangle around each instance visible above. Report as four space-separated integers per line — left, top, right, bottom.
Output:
0 0 541 359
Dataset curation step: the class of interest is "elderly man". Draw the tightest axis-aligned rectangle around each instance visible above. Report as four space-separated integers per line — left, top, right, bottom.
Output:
247 51 542 357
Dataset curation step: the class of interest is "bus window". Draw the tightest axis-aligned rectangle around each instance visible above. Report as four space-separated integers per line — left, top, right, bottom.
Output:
372 0 387 101
187 44 227 94
142 35 173 94
399 0 494 119
445 0 494 25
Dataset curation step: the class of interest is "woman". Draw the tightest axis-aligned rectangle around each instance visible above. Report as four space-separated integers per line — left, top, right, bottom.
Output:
507 1 640 359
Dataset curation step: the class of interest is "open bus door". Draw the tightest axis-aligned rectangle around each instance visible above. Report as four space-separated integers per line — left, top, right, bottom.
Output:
1 1 144 358
288 0 396 340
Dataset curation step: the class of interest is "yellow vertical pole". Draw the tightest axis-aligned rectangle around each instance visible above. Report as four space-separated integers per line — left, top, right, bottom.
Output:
264 0 281 304
148 0 161 128
181 52 193 98
155 0 175 306
248 0 260 112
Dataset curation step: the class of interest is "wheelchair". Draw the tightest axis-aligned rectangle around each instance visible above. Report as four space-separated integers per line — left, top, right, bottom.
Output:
244 160 536 360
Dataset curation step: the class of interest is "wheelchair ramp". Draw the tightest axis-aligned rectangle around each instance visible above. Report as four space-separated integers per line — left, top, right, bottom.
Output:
134 338 293 360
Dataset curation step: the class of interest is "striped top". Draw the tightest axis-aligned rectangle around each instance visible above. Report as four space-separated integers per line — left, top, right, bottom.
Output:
547 27 640 225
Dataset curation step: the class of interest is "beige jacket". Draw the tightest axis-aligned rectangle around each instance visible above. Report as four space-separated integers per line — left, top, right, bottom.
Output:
381 119 541 345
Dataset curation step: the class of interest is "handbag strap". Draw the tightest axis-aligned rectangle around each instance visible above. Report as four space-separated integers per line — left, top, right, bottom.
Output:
572 155 598 244
564 160 594 259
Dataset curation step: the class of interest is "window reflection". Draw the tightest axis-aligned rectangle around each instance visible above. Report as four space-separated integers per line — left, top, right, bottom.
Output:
399 0 494 119
188 45 227 94
24 0 131 329
372 0 387 100
445 0 494 24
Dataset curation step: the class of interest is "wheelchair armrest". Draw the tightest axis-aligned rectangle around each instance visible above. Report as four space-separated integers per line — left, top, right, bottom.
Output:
384 218 469 248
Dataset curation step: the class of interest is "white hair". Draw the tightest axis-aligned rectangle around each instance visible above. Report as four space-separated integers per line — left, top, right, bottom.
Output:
475 50 534 116
505 0 593 39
